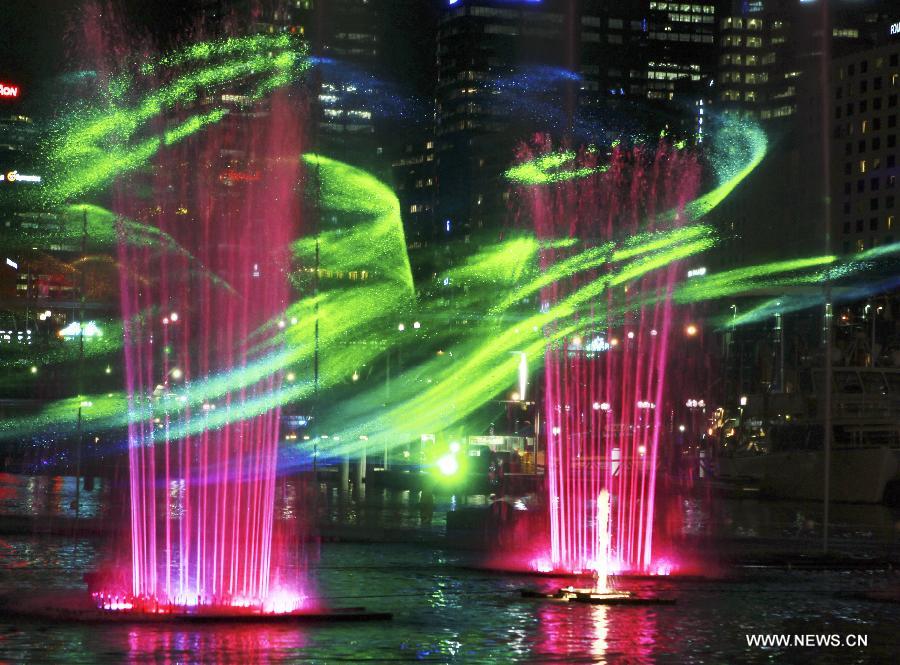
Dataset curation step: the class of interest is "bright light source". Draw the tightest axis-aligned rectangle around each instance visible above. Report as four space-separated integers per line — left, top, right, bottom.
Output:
517 352 528 401
30 365 37 374
685 324 698 336
80 401 93 408
638 445 647 455
277 320 286 329
678 424 686 432
627 331 635 339
398 323 405 331
413 321 421 329
739 395 748 406
170 368 183 380
436 453 459 476
449 441 461 453
352 371 359 381
286 372 296 382
59 321 102 338
593 402 601 410
105 365 112 374
600 402 611 411
170 312 179 322
511 391 521 401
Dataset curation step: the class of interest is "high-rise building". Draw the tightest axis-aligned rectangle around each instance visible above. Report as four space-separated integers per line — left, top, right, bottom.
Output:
435 0 572 240
716 0 888 125
296 0 384 173
832 36 900 254
433 0 724 243
645 1 718 100
709 1 895 265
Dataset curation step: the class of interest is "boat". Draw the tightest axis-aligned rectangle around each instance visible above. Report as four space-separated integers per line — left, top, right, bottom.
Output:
715 367 900 504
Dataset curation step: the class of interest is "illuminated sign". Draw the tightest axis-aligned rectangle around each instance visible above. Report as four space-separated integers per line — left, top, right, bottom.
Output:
219 169 261 184
891 22 900 36
0 82 18 98
687 266 707 278
0 171 42 184
585 336 611 352
5 258 17 270
59 321 103 339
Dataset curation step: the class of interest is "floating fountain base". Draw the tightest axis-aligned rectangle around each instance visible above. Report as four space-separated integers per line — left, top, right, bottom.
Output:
520 586 675 606
1 594 392 623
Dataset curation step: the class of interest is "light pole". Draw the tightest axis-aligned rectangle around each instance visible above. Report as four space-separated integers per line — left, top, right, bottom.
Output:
74 207 88 527
820 0 833 556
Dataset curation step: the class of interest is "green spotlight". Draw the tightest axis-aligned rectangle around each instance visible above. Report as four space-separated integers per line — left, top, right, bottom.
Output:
436 453 460 477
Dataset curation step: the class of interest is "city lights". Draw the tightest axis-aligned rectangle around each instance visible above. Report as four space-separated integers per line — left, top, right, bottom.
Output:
4 4 898 655
59 321 103 338
436 453 460 477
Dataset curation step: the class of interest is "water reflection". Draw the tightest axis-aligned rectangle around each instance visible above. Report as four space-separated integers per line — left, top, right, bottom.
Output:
0 473 108 519
0 539 898 663
2 473 897 548
535 601 658 663
125 625 307 665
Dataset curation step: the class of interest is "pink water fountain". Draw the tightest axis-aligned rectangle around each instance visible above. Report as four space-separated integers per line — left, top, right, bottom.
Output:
516 137 703 579
107 91 307 615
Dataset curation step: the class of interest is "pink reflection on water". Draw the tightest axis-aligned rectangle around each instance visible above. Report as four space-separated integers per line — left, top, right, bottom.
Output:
534 600 660 663
126 623 308 665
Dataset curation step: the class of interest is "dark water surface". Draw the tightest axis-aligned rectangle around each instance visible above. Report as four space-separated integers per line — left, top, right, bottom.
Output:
1 535 899 664
1 473 899 663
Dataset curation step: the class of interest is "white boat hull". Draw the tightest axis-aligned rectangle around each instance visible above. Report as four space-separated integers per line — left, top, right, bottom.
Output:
717 446 900 503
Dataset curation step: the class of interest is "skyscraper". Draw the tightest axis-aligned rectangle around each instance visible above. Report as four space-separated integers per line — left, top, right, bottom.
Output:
832 35 900 254
434 0 724 243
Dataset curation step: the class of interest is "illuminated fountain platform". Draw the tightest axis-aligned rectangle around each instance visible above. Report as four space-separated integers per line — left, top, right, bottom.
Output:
2 593 392 623
520 584 675 606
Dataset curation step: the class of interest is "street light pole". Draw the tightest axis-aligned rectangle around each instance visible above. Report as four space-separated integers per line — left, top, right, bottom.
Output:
819 0 833 555
74 207 87 526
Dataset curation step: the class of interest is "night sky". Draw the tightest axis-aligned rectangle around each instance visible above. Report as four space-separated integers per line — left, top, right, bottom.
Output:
3 0 201 110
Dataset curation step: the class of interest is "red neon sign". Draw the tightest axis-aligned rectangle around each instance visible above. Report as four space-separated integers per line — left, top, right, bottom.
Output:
219 169 261 184
0 83 19 98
